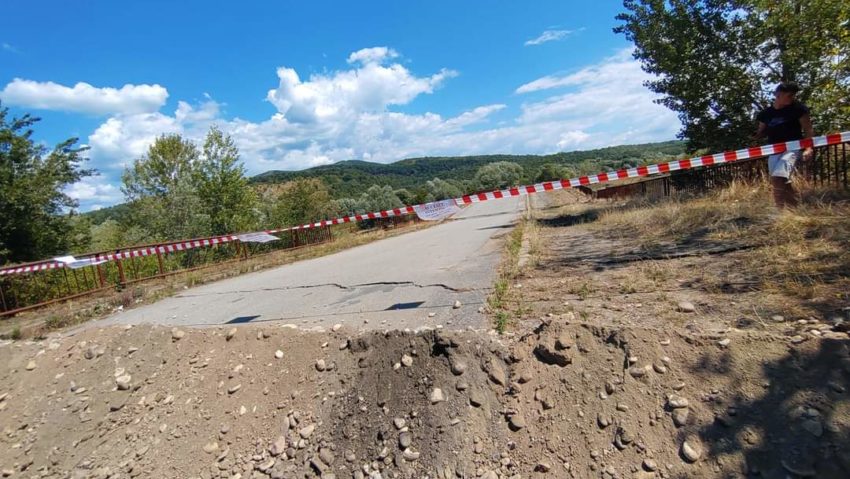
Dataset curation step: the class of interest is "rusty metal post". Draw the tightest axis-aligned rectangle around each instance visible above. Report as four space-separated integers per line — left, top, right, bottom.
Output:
96 263 106 288
0 281 7 312
116 259 126 286
71 268 81 293
62 268 73 295
156 250 165 274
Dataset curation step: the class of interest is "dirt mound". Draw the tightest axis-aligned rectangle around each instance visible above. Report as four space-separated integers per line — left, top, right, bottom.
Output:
0 320 848 478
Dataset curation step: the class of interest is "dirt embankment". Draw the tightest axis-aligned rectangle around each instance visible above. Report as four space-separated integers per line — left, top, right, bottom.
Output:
1 319 848 479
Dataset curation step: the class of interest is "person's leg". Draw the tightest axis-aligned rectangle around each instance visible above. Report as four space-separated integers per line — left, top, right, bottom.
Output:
767 152 799 208
770 176 787 207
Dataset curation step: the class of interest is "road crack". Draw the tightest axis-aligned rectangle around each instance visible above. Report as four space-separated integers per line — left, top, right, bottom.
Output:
178 281 475 297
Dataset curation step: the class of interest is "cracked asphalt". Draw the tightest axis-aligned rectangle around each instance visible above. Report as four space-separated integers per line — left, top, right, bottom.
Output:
100 197 523 331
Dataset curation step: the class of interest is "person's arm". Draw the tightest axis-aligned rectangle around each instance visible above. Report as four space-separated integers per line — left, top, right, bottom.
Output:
753 121 767 142
800 113 814 160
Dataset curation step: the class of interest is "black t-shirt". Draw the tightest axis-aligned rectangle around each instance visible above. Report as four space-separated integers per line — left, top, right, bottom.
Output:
756 102 810 144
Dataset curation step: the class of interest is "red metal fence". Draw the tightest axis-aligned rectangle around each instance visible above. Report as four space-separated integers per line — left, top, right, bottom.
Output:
588 142 849 201
0 216 414 317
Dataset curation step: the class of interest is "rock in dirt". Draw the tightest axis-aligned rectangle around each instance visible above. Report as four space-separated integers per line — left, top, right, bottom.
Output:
450 359 467 376
332 323 342 332
203 441 219 454
508 414 526 431
453 300 462 309
115 374 132 390
25 361 37 371
667 395 689 409
298 424 315 439
399 431 412 449
315 359 326 372
681 439 701 462
403 448 421 461
171 329 185 341
781 458 817 477
430 388 446 404
487 359 508 385
534 342 571 367
401 354 413 367
270 436 287 456
393 417 406 430
226 328 237 341
672 408 689 427
227 384 241 394
643 459 658 471
469 389 485 407
274 349 284 359
677 301 696 313
319 447 335 465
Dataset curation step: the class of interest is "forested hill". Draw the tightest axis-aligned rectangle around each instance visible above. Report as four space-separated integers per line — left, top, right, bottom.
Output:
250 140 687 198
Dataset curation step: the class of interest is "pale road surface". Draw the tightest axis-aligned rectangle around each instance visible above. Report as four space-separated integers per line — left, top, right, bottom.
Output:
100 196 524 331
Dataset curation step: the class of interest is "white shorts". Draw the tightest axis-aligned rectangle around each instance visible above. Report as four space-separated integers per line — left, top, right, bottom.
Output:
768 151 801 179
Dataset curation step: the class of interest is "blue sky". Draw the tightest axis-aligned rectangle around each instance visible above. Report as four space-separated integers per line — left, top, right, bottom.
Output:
0 1 680 210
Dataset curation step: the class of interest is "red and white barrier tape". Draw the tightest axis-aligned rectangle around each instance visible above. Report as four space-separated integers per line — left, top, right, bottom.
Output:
2 131 848 277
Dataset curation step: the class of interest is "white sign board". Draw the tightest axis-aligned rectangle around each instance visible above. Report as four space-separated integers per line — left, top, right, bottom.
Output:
53 255 108 269
413 199 461 221
236 232 280 243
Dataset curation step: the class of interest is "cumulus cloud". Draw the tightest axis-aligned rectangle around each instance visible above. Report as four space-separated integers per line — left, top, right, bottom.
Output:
347 46 399 64
31 46 680 210
524 29 576 46
65 175 123 206
265 51 457 124
0 79 168 115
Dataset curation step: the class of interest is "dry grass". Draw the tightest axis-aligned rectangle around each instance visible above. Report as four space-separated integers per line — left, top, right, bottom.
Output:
591 179 850 305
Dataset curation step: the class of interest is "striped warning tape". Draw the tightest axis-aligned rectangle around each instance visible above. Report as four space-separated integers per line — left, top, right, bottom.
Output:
1 131 847 276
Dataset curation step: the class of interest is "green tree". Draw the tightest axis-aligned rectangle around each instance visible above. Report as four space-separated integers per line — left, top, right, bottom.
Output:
0 105 93 263
122 133 198 200
358 185 403 212
423 177 463 202
615 0 850 151
534 163 572 183
474 161 524 191
122 134 209 240
270 178 334 227
195 126 257 235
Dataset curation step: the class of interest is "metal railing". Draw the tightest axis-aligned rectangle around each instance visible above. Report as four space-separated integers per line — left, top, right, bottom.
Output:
587 142 849 201
0 224 343 317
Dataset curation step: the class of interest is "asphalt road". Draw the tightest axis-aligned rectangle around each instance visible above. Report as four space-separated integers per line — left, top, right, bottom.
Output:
101 196 524 331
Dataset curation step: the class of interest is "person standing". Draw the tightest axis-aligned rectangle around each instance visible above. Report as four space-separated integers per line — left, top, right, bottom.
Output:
754 82 814 208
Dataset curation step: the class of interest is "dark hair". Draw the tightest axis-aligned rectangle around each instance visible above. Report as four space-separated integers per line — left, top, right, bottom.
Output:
776 81 800 94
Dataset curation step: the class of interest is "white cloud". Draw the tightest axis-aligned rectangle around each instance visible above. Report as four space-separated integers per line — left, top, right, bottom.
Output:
516 48 635 94
66 175 122 205
2 42 21 54
265 53 457 124
0 79 168 115
525 29 575 46
44 46 679 210
347 46 399 64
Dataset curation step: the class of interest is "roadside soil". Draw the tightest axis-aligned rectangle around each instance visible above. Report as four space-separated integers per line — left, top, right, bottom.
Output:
1 190 848 479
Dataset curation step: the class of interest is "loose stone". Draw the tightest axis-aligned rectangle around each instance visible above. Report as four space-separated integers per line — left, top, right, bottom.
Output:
681 439 701 462
677 301 696 313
